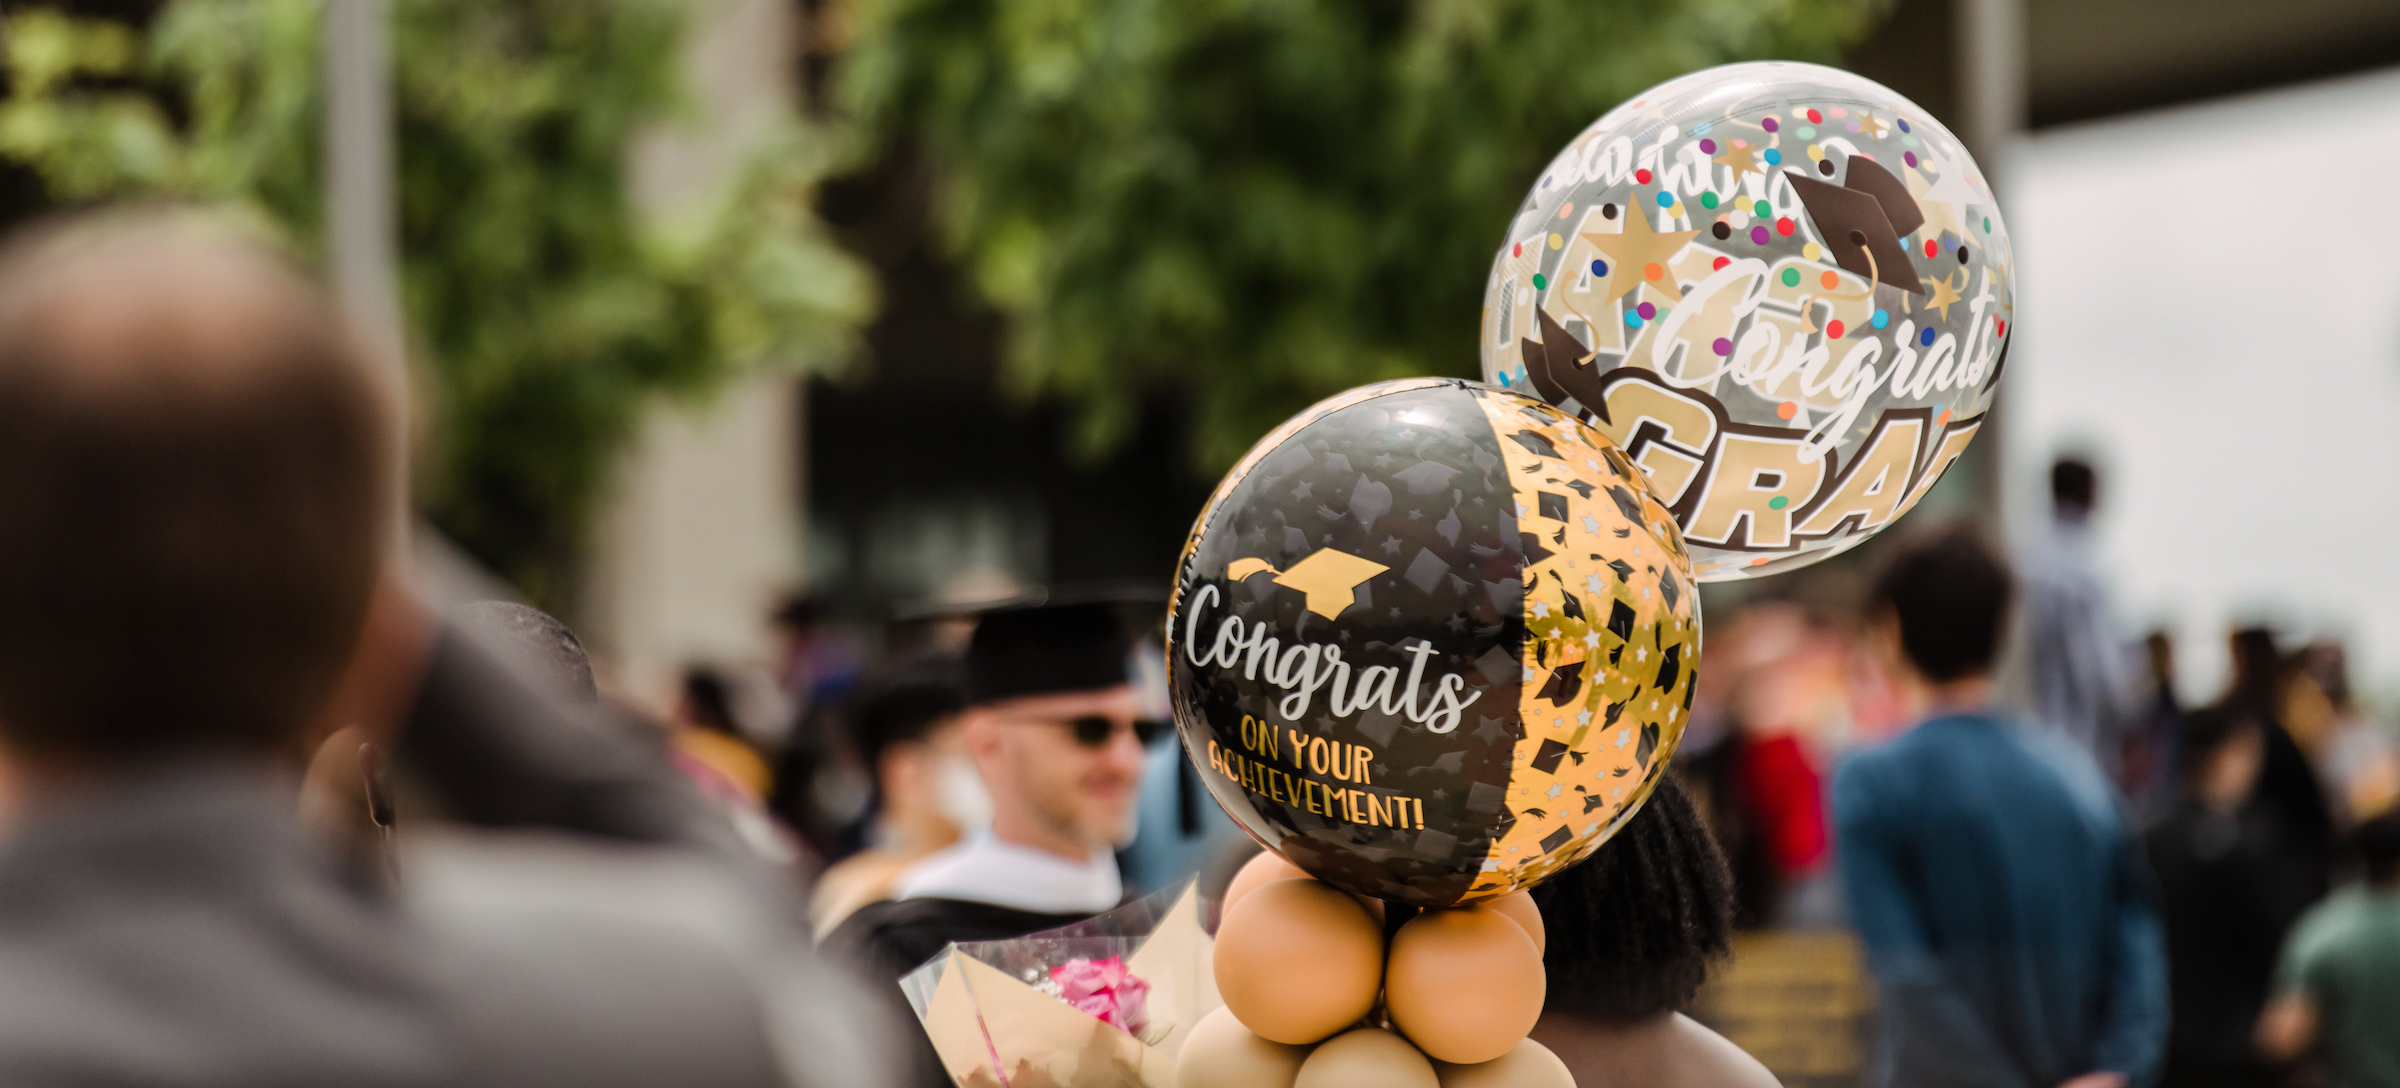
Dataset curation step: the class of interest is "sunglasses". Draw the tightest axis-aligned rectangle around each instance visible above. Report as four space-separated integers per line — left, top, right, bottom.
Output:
1057 716 1170 750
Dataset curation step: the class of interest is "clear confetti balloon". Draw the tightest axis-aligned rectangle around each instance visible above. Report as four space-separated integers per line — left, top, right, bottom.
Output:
1479 61 2015 581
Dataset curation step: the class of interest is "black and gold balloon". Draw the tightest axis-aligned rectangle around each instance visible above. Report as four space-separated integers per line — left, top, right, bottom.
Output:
1168 378 1700 907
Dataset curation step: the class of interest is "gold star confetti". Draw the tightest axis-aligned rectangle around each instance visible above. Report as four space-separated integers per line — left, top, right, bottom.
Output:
1926 270 1965 323
1712 140 1763 177
1582 211 1702 305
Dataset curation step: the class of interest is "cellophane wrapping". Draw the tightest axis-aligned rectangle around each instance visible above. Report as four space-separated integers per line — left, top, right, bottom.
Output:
899 880 1220 1088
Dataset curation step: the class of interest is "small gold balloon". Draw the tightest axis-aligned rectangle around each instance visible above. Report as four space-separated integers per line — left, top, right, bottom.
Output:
1386 907 1546 1064
1477 892 1545 954
1176 1007 1311 1088
1223 850 1310 917
1434 1038 1576 1088
1214 879 1386 1044
1295 1027 1438 1088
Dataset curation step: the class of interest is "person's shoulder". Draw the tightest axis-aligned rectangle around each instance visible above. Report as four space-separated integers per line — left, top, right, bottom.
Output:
825 896 1085 981
1660 1013 1782 1088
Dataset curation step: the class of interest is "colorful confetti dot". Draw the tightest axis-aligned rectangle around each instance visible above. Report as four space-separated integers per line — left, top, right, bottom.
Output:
1762 117 1780 133
1636 301 1657 320
1802 242 1823 261
1780 268 1801 287
1923 239 1939 258
1635 168 1653 184
1752 200 1771 217
1557 203 1575 219
1643 262 1665 282
1820 270 1840 289
1549 233 1564 250
1957 246 1970 264
1901 135 1919 148
1700 191 1719 209
1750 226 1771 245
1731 211 1750 229
1591 259 1609 276
1827 320 1846 338
1897 119 1911 133
1818 159 1835 176
1603 203 1618 219
1805 108 1823 124
1904 151 1918 168
1937 409 1951 425
1807 144 1825 161
1764 149 1782 165
1624 310 1644 328
1693 122 1713 136
1655 191 1675 208
1712 337 1733 356
1775 217 1795 237
1712 222 1732 240
1532 273 1548 290
1872 309 1890 329
1919 326 1937 347
1983 216 1992 232
1767 495 1790 510
1749 557 1772 567
1829 107 1848 119
1775 401 1798 420
1712 255 1731 270
1511 243 1522 258
1799 127 1817 140
1699 138 1718 153
1995 318 2007 337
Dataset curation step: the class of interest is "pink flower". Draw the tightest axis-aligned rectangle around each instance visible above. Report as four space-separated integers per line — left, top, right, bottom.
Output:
1049 956 1150 1036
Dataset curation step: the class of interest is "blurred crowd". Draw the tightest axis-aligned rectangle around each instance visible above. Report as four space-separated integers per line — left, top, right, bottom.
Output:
0 203 2393 1088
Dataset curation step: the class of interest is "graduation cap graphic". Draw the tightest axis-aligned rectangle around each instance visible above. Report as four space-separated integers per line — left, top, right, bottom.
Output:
1228 548 1389 620
1786 157 1925 295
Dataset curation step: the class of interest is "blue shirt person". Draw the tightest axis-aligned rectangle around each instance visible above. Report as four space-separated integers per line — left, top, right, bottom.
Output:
1833 527 2168 1088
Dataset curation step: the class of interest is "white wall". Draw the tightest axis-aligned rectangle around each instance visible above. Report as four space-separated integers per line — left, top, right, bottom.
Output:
2004 67 2400 704
585 0 802 707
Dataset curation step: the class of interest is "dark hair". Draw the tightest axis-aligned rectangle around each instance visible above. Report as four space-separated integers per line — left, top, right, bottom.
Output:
0 212 387 758
2050 458 2095 512
457 601 595 702
1869 525 2013 683
2359 811 2400 884
1529 773 1734 1022
849 654 967 775
2174 706 2255 786
680 667 740 736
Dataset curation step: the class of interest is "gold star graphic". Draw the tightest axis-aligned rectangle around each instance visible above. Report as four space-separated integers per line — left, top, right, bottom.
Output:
1926 270 1965 323
1582 211 1702 304
1712 140 1762 177
1271 548 1390 620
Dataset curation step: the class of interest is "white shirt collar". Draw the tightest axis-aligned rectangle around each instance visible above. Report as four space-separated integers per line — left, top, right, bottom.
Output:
892 831 1122 915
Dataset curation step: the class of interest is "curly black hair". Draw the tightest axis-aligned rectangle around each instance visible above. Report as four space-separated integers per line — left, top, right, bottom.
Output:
1527 772 1734 1022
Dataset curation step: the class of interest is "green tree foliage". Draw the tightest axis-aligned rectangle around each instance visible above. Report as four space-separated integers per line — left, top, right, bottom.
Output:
0 1 871 605
836 0 1883 469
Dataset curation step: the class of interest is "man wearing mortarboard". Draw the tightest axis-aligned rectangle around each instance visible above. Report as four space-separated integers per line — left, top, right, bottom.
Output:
827 599 1157 984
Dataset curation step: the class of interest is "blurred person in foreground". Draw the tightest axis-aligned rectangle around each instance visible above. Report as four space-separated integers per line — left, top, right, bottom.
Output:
1528 773 1778 1088
828 600 1152 976
2257 810 2400 1088
808 654 985 937
1834 526 2167 1088
2021 457 2135 767
0 210 892 1086
2145 707 2290 1088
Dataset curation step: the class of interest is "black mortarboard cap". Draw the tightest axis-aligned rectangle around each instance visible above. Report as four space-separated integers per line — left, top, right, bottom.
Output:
964 599 1135 705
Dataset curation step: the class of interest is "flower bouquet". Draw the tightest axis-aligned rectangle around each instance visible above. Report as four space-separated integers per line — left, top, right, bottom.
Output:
900 880 1220 1088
